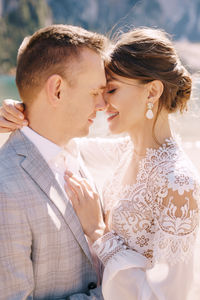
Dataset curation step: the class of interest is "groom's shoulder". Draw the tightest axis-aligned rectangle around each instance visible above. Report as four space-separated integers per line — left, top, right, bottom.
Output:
0 132 26 184
0 131 21 159
0 135 16 163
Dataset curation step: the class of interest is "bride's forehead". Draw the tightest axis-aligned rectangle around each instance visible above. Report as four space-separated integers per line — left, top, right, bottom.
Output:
106 75 142 88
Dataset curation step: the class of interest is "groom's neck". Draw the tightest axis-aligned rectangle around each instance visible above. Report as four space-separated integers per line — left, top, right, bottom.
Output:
25 103 72 147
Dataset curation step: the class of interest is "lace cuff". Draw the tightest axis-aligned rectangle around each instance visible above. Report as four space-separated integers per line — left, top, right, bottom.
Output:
92 231 128 266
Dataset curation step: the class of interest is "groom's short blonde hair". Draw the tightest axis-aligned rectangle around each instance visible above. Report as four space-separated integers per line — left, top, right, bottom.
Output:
16 24 107 103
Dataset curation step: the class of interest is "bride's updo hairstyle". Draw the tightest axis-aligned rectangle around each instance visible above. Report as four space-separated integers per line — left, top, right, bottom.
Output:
106 28 192 116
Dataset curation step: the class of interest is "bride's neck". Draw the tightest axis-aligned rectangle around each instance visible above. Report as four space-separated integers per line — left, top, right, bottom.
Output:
129 110 172 157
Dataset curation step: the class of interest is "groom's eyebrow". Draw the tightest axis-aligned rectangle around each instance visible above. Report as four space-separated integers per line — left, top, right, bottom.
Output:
91 85 106 93
99 85 106 90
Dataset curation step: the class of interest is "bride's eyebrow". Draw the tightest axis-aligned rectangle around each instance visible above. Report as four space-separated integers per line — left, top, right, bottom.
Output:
108 76 142 87
107 78 118 84
107 73 120 81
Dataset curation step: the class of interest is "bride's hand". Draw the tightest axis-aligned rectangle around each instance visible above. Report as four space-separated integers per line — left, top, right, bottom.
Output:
0 99 28 132
64 171 107 243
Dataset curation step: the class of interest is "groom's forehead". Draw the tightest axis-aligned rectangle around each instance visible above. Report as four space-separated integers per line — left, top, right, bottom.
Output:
67 48 106 80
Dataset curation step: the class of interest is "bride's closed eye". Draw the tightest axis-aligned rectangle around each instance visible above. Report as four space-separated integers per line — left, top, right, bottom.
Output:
107 88 117 94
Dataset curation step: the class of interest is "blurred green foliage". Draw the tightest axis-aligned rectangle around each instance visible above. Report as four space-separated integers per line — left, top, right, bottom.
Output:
0 0 51 74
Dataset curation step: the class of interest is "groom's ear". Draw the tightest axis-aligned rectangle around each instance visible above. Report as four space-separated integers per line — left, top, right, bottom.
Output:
45 74 63 107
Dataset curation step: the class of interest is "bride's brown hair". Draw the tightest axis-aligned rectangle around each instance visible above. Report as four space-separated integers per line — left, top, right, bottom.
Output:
106 28 191 118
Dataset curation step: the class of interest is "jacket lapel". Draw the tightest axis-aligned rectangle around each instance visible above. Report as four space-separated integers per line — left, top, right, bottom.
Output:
10 130 93 264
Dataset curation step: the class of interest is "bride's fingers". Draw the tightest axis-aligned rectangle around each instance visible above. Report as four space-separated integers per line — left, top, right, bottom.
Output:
64 170 93 192
79 179 98 200
64 172 97 203
74 179 98 204
64 183 80 210
65 170 73 177
67 176 94 201
2 99 24 119
81 178 94 193
0 115 23 130
65 175 84 202
0 126 13 133
15 101 25 112
1 107 27 126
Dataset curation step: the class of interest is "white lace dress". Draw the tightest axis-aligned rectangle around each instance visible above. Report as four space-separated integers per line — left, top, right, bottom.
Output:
78 136 200 300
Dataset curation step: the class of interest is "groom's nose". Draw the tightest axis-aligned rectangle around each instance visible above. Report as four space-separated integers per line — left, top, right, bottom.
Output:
95 94 106 111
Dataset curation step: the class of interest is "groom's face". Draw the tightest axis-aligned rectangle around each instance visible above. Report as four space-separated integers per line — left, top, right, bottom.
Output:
59 48 107 139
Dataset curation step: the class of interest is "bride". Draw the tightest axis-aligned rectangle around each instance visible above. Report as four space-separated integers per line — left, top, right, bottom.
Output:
0 28 200 299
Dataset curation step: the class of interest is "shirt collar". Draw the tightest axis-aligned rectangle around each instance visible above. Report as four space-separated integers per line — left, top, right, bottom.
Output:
21 126 61 164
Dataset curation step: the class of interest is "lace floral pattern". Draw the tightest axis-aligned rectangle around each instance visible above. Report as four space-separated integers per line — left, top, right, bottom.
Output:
92 231 128 265
97 137 200 267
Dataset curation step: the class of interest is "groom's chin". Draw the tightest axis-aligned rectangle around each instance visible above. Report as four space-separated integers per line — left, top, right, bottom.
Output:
76 126 90 138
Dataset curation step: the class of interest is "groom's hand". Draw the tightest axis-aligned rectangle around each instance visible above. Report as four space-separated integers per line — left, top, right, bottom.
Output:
0 99 28 132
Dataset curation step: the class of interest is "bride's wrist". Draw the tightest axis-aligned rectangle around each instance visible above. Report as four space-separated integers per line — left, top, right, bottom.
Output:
88 225 108 243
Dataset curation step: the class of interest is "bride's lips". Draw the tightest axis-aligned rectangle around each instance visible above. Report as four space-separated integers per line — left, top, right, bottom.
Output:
107 111 119 122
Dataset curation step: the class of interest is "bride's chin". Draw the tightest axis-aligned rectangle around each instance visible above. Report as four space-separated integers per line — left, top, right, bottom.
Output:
107 118 123 135
108 124 122 135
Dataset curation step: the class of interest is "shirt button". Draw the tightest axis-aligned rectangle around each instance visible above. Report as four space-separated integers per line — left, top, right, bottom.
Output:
88 282 97 289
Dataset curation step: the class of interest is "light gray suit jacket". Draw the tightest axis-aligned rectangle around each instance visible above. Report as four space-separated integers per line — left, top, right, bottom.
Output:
0 130 103 300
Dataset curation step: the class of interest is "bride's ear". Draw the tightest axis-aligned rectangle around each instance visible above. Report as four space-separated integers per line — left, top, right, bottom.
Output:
147 80 164 104
45 74 63 107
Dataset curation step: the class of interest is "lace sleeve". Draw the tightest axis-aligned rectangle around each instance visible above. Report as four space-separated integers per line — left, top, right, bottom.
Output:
92 149 200 300
92 231 129 266
151 164 200 266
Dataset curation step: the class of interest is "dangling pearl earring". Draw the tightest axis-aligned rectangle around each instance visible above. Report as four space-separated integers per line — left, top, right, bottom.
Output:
145 102 154 119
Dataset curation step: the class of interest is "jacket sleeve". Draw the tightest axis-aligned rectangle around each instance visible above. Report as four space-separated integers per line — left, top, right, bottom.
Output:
0 186 34 300
67 286 103 300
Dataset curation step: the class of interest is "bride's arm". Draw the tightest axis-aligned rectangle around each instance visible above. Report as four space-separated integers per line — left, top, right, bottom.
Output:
91 174 200 300
64 165 200 300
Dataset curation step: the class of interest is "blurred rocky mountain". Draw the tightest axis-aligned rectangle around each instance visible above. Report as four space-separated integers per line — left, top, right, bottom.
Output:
0 0 199 73
46 0 200 41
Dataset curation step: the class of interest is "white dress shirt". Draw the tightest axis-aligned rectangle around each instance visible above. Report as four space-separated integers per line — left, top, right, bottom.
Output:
21 126 80 192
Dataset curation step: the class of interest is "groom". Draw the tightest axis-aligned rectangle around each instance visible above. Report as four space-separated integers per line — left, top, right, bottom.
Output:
0 25 107 299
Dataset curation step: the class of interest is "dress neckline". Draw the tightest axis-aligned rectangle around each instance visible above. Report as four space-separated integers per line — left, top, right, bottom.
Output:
116 136 179 193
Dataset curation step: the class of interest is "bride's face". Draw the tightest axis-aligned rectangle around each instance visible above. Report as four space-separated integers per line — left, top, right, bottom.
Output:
104 73 149 135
